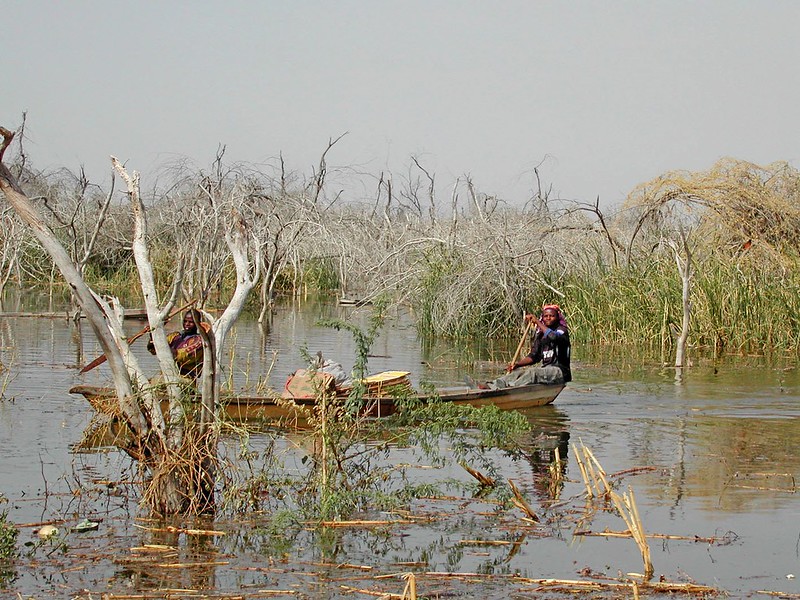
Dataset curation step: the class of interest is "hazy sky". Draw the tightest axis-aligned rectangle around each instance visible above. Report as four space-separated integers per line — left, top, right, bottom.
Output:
4 1 799 207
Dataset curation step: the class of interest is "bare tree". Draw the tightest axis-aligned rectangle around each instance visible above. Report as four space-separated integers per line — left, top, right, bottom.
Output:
670 229 693 370
0 128 147 420
0 207 26 301
1 126 260 515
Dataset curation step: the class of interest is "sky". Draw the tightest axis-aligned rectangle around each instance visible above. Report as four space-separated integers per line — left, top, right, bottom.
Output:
4 1 800 208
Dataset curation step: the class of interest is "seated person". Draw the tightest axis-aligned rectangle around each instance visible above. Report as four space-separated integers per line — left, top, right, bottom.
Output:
491 304 571 388
147 310 205 378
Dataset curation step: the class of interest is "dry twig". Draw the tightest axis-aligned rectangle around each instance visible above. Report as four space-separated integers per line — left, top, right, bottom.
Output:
461 462 496 487
508 479 539 522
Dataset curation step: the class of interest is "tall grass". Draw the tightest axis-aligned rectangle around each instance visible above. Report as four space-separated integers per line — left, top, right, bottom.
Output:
558 257 800 354
410 233 800 357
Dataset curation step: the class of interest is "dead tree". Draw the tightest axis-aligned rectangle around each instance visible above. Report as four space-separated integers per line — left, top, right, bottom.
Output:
0 127 144 425
1 126 257 516
670 230 693 369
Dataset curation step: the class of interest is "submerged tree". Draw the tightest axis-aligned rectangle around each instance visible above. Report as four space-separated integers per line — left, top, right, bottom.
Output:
0 126 259 516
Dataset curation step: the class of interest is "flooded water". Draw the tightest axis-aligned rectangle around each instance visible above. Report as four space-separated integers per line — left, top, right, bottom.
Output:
1 298 800 598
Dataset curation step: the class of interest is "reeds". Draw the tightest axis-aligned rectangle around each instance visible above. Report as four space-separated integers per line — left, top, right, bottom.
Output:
573 441 654 580
548 446 564 500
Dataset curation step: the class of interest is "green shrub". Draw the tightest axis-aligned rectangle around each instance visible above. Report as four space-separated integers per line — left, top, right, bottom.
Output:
0 510 18 560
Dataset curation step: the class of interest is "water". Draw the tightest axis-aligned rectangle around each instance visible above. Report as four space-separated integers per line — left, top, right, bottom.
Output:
1 299 799 598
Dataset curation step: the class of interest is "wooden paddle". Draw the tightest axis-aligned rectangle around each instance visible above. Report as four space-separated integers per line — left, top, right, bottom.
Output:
79 301 196 374
508 317 535 372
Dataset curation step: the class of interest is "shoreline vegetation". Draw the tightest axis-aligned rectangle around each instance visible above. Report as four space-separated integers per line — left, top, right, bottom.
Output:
1 144 798 357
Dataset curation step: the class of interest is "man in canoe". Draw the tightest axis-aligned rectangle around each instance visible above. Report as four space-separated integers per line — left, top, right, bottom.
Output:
147 310 205 378
490 304 571 388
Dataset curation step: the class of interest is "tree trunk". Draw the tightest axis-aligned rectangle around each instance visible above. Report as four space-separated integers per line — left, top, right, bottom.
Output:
673 234 693 369
0 129 146 436
3 128 260 515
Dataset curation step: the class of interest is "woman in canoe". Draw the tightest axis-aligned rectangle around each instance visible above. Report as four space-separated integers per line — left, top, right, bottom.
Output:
491 304 571 388
147 310 206 378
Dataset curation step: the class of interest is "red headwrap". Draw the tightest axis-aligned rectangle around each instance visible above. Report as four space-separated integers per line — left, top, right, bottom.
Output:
541 304 568 329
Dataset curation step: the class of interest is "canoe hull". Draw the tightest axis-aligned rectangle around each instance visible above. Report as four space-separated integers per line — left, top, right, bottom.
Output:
69 382 564 424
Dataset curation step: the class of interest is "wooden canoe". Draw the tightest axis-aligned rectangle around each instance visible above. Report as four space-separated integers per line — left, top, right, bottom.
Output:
69 381 564 425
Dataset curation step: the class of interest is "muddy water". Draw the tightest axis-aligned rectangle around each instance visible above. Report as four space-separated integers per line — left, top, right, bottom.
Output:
1 299 800 598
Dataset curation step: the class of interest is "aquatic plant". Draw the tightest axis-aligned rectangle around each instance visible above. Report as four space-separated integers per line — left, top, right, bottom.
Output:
217 304 532 523
0 497 20 589
0 508 17 560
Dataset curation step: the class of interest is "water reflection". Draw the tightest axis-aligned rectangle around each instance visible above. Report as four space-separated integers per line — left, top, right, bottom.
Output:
509 405 570 507
645 412 800 512
6 298 800 597
73 414 134 453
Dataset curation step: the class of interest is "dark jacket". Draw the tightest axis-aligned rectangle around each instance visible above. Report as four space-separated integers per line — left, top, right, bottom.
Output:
528 325 571 383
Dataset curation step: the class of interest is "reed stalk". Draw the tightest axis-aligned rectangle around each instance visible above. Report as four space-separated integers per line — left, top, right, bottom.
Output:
401 572 417 600
574 442 654 580
508 479 539 522
609 486 654 580
571 443 594 499
548 446 563 500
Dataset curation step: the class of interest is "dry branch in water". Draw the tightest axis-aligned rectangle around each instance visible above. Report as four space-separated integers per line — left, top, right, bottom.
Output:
516 576 720 595
508 479 539 522
574 441 654 581
461 462 496 487
573 529 733 545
